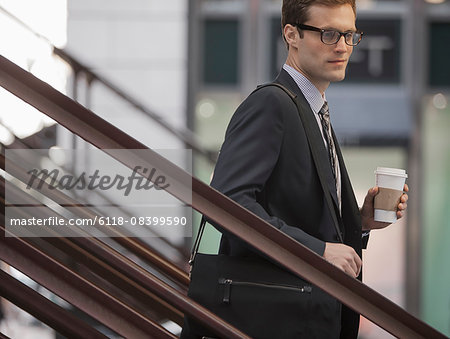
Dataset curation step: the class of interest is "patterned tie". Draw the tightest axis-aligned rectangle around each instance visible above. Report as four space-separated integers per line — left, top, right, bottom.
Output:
319 101 341 211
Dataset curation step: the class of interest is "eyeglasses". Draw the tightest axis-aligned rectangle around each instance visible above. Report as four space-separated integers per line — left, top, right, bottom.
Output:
294 24 363 46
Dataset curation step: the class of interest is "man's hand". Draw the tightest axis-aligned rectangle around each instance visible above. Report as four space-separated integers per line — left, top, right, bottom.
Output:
360 184 409 231
323 243 362 278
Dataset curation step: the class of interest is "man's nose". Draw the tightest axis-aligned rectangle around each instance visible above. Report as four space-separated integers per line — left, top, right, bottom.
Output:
334 35 348 52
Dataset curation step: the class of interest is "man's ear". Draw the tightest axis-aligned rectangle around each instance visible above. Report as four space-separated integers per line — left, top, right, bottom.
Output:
283 24 298 48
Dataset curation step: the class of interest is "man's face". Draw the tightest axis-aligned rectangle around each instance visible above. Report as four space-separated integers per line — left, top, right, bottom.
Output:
285 4 356 94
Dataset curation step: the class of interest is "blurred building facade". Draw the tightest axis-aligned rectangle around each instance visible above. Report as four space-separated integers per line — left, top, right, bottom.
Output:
66 0 188 150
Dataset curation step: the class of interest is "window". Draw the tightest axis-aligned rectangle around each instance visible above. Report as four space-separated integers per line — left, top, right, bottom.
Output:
203 19 240 85
346 19 401 83
429 22 450 88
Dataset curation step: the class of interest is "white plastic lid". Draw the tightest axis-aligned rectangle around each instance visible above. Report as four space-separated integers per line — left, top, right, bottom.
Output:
374 167 408 178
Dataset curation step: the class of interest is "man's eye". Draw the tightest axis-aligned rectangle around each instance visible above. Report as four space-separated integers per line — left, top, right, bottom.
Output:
323 31 337 38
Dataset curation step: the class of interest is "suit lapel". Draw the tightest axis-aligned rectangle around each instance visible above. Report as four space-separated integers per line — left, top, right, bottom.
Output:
275 70 340 210
332 127 363 246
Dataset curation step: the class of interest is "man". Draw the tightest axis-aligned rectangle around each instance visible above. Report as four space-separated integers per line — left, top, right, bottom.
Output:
193 0 408 338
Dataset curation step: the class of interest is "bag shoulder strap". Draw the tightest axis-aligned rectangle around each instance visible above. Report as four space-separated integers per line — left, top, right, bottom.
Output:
190 82 343 264
252 82 343 243
189 216 207 265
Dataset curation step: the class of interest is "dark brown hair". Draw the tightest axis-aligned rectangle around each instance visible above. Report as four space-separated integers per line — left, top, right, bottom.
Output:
282 0 356 42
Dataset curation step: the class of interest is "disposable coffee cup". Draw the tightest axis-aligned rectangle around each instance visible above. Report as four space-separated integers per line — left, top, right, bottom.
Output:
374 167 408 223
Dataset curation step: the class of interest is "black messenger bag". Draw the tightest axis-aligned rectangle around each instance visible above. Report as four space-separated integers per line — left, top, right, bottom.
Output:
180 218 341 339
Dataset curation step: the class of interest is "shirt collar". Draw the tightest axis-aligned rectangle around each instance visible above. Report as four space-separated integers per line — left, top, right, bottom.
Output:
282 64 325 114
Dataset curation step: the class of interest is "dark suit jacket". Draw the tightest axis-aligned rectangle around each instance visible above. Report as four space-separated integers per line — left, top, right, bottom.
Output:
210 69 366 338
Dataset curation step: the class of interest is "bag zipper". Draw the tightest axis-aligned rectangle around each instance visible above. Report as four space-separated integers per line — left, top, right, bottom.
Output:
218 278 312 304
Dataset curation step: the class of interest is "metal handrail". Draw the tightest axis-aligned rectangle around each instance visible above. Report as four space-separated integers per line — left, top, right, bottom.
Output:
0 5 216 164
1 182 179 338
3 135 190 261
0 269 108 339
2 153 190 289
0 55 447 338
0 195 247 338
0 226 179 339
1 180 186 324
0 331 11 339
52 48 216 164
2 157 243 335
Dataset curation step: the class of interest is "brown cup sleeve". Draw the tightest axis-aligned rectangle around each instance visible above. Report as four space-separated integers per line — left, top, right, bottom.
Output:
374 187 403 211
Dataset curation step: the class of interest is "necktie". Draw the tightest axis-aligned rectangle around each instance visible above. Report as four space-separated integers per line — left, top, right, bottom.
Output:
319 101 341 211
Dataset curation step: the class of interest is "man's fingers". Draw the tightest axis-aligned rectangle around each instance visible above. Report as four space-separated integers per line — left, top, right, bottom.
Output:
353 253 362 277
363 187 377 207
332 257 357 278
341 254 361 278
343 265 357 278
323 243 362 278
344 259 358 277
398 202 407 210
397 197 408 219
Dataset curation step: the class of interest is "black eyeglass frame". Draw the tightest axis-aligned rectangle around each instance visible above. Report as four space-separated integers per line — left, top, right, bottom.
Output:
293 23 363 46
